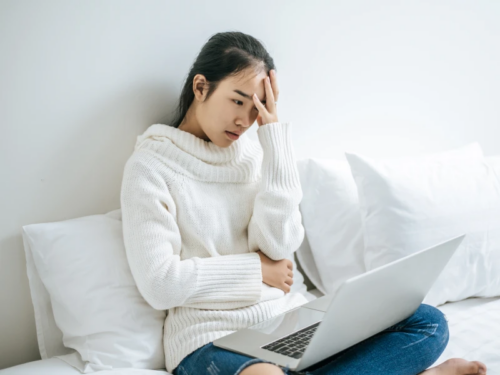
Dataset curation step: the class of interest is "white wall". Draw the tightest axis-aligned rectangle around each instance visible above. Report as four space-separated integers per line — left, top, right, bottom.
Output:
1 0 499 369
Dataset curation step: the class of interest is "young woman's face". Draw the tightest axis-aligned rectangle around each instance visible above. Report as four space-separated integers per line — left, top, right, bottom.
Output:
182 68 269 147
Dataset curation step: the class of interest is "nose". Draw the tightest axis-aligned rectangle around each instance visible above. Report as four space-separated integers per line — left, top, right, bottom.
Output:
238 114 254 128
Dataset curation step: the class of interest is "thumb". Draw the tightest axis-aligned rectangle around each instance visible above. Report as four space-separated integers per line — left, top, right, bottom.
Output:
256 114 263 126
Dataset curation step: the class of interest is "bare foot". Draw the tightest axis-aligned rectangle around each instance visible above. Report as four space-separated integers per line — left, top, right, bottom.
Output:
419 358 487 375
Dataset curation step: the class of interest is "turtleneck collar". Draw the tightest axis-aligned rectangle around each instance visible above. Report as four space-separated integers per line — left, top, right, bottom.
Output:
134 124 263 183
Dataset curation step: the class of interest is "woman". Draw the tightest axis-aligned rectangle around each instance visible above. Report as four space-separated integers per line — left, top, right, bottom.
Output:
120 31 487 375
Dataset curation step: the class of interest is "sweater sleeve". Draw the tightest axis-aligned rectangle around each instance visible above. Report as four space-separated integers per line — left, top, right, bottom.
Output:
120 151 263 311
247 122 306 261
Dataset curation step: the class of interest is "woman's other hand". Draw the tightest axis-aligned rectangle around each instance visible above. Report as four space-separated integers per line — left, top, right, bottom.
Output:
253 69 279 127
256 250 293 294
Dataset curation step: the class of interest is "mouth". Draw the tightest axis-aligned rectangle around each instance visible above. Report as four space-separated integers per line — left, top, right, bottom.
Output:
225 131 240 140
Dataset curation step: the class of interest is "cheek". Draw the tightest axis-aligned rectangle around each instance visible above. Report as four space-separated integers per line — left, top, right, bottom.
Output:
226 106 241 122
206 102 230 122
217 107 236 130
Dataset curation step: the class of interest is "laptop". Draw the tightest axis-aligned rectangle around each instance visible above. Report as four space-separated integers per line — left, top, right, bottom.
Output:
213 233 466 372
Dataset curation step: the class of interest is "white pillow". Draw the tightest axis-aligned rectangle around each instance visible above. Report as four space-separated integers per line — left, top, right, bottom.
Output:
296 144 485 298
22 208 316 372
22 209 167 373
297 158 366 296
295 231 327 295
345 144 500 307
23 228 74 361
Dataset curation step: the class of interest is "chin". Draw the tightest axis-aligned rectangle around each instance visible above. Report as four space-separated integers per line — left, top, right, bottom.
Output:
219 135 238 147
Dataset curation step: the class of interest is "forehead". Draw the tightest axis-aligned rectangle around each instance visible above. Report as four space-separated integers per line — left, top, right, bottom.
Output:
222 69 268 90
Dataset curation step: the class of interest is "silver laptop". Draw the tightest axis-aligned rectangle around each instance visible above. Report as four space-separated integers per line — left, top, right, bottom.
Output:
213 233 466 372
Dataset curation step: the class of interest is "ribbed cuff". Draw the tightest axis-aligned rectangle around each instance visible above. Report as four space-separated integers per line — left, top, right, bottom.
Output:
189 252 262 305
257 122 301 191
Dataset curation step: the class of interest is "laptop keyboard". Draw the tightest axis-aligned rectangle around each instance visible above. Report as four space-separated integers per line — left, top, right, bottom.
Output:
261 321 321 359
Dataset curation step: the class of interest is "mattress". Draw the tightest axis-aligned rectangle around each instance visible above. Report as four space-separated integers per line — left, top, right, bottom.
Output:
432 295 500 374
1 292 499 375
0 357 169 375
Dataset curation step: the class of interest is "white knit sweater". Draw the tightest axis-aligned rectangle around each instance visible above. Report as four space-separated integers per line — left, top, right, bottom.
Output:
120 122 309 373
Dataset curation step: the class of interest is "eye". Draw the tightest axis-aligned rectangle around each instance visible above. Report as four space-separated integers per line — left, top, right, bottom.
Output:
233 99 258 111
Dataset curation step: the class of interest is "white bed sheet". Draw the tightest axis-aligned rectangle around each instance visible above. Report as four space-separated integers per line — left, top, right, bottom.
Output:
2 293 499 375
0 357 169 375
433 296 500 374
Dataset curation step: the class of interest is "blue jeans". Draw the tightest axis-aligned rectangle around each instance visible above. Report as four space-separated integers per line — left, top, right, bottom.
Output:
172 303 449 375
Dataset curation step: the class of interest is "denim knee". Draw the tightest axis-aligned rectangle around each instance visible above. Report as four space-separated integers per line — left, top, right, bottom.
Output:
418 303 450 351
234 358 286 375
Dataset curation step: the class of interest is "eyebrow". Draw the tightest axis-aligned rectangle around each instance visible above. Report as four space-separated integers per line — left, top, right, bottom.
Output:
233 89 266 104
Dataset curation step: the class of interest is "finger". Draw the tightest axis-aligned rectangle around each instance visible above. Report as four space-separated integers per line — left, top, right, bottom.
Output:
287 261 293 270
285 276 294 286
288 270 293 278
256 113 263 127
264 75 276 112
270 69 279 102
253 93 267 115
284 283 291 293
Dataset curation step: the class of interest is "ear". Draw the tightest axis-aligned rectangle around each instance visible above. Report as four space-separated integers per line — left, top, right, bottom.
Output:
192 74 209 101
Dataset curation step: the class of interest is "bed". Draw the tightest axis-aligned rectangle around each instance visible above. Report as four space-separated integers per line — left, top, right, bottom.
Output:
2 225 499 375
2 149 500 374
2 287 499 374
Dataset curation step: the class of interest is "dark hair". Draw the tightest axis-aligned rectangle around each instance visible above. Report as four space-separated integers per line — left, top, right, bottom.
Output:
168 31 277 128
